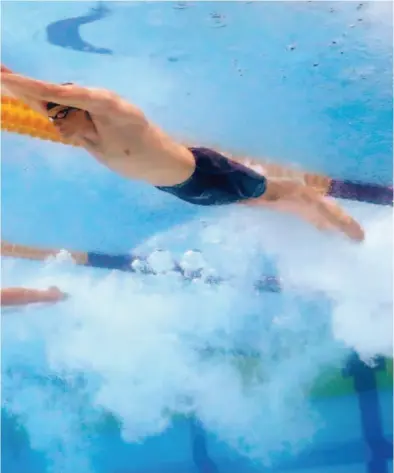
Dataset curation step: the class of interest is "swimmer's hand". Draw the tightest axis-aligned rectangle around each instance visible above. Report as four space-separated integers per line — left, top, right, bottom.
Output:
1 64 13 74
1 64 17 97
47 286 70 302
1 64 49 115
1 286 69 307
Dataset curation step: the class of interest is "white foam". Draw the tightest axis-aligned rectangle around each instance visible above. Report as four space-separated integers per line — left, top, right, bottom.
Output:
3 200 391 470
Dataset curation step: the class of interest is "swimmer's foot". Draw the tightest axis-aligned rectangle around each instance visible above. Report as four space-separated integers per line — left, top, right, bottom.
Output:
294 186 365 242
245 179 365 242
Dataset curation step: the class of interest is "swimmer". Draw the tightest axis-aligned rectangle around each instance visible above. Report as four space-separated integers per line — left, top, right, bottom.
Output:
1 286 68 308
1 65 364 241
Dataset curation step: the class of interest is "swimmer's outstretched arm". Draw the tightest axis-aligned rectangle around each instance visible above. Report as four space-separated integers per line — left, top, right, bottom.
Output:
1 286 68 307
1 66 144 119
1 65 49 115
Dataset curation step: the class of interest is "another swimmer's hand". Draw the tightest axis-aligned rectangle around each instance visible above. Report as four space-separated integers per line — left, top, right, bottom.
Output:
1 286 69 308
47 286 70 302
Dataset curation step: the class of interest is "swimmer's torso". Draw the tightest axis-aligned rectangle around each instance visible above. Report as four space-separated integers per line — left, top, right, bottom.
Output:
77 112 196 187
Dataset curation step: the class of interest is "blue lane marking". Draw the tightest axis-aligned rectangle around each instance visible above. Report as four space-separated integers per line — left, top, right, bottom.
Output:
188 354 393 473
190 417 219 473
87 251 136 272
344 354 393 473
46 2 113 55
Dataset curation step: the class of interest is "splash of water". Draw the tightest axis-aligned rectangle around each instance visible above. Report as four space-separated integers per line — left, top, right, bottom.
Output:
2 202 391 471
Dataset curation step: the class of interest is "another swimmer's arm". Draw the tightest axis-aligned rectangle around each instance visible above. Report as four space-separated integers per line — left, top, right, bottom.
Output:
1 287 68 307
1 71 145 119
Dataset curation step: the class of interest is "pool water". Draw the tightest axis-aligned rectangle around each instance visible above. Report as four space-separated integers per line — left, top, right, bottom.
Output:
1 2 393 473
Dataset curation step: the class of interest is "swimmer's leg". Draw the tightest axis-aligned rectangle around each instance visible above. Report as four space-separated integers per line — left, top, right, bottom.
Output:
218 152 329 194
241 178 365 242
193 148 364 241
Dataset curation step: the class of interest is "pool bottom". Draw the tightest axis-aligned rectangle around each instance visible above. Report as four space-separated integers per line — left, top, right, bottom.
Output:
2 354 392 473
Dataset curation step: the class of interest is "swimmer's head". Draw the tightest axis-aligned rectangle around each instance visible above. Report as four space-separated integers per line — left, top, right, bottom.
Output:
46 84 96 141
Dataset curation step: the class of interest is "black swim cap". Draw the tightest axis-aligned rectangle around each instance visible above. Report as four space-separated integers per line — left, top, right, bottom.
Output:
46 102 60 111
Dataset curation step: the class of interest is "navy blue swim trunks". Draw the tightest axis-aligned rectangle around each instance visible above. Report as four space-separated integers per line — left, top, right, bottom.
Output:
156 147 267 206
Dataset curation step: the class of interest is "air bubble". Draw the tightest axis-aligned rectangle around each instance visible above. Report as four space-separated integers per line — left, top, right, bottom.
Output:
146 250 174 274
130 258 149 273
180 250 207 274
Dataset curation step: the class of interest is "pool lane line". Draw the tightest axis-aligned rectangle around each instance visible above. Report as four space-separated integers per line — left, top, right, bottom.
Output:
1 241 283 294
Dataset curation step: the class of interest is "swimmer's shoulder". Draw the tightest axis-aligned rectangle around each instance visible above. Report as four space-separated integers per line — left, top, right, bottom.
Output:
89 90 147 127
